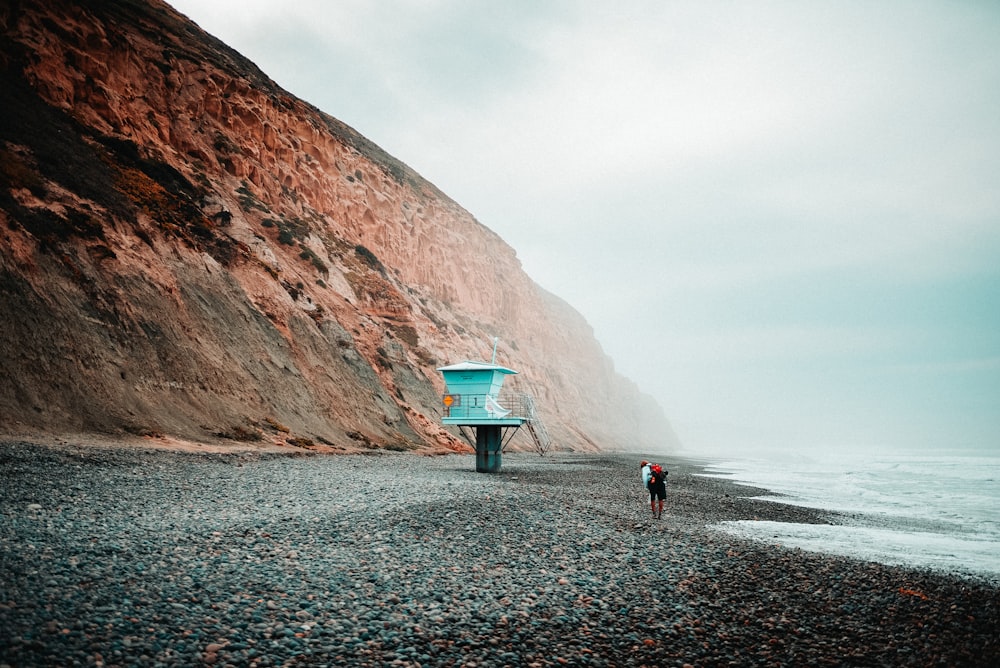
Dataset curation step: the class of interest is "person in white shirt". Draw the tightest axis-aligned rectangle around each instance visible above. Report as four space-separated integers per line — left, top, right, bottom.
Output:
640 460 667 518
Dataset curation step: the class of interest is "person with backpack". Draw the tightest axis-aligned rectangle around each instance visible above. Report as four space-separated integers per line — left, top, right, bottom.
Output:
640 460 668 518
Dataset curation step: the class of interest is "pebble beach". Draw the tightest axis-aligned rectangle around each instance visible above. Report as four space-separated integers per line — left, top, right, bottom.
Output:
1 440 997 667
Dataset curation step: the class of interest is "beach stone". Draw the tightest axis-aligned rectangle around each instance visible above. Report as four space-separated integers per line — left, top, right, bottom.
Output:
0 443 997 667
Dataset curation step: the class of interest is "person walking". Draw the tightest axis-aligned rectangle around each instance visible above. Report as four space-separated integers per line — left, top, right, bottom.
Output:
640 460 667 518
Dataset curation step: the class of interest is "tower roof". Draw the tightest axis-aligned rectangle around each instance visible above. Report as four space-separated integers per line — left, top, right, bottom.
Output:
436 361 518 374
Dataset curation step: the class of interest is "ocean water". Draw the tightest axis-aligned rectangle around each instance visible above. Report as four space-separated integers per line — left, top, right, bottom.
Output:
700 452 1000 582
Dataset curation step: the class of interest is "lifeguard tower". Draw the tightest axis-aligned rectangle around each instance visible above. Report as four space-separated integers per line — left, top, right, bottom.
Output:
438 346 550 472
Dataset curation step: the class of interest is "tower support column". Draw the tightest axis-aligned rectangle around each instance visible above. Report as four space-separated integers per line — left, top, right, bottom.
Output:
475 425 502 473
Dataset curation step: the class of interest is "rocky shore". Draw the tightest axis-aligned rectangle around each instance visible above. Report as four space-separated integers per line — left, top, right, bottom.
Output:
1 440 997 667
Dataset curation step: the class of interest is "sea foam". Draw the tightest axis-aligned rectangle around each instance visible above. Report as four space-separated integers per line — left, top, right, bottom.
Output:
702 451 1000 581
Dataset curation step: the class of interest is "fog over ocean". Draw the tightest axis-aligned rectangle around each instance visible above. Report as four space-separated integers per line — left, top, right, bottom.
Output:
699 451 1000 582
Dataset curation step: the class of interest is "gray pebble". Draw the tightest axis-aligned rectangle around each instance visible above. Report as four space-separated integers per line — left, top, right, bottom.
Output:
0 442 997 667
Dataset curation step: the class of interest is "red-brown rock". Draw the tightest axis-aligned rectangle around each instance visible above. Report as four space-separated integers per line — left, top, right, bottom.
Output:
0 0 679 454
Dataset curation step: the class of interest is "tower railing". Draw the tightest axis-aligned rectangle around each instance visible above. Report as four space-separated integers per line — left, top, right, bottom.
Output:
440 391 528 420
442 391 551 455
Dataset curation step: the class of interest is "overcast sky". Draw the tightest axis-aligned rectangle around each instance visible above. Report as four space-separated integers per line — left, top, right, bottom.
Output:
168 0 999 458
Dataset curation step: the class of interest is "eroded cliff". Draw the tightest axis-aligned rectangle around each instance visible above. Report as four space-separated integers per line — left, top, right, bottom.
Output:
0 0 680 454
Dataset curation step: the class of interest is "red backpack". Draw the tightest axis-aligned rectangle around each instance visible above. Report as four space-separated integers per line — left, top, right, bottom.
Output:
648 464 666 486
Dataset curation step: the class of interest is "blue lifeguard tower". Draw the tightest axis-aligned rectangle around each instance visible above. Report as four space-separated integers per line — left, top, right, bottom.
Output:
438 346 550 472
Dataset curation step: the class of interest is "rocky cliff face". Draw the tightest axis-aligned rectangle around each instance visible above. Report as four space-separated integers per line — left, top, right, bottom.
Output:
0 0 679 453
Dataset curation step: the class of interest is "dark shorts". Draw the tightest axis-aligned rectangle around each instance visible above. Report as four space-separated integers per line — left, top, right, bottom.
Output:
649 482 666 501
